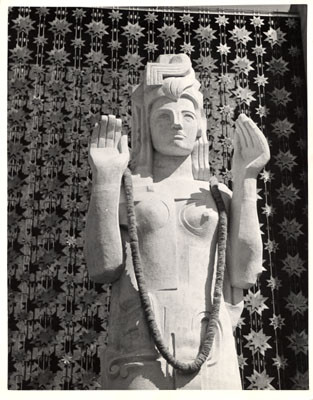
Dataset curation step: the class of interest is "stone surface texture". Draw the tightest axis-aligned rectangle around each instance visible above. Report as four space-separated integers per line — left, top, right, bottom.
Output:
84 54 270 390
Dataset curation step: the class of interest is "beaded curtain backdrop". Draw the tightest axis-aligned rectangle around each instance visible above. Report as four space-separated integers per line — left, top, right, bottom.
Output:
7 6 307 390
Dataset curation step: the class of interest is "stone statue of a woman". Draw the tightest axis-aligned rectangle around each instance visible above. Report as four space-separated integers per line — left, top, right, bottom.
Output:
84 54 270 390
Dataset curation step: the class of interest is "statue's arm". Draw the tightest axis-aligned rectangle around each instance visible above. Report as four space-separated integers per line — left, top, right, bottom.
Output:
228 176 263 289
85 185 124 283
227 114 270 289
84 116 129 283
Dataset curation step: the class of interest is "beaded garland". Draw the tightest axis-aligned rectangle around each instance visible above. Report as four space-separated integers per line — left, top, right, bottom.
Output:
122 169 228 374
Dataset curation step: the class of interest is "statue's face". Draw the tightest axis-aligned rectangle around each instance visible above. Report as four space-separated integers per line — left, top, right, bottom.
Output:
150 97 198 156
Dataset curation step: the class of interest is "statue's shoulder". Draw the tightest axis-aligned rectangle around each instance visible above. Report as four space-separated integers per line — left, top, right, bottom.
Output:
192 179 232 195
193 178 232 210
118 177 171 228
215 181 232 212
216 181 233 198
119 175 155 204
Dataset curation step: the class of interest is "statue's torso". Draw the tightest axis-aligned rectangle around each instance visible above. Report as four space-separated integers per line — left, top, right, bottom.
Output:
102 179 242 389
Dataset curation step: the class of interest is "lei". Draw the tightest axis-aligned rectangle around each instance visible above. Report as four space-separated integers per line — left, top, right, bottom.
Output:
122 168 227 374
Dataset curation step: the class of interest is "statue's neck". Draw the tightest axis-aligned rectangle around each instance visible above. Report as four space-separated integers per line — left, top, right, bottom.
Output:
152 152 194 182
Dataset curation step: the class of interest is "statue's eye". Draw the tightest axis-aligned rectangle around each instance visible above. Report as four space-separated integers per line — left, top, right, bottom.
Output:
156 112 171 122
183 112 195 122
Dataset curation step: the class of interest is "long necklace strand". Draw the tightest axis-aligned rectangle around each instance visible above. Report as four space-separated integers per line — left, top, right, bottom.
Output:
122 169 228 374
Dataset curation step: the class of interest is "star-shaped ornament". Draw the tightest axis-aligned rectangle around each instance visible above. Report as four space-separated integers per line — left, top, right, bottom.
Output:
264 239 279 254
194 25 217 42
282 253 305 277
180 42 195 54
272 118 294 138
218 73 234 86
216 43 231 55
108 40 121 50
215 15 229 26
158 24 181 42
295 106 304 118
231 55 254 75
254 74 268 87
144 12 158 23
122 22 145 40
144 42 158 52
272 355 288 370
287 330 308 356
195 55 218 72
244 329 272 356
250 16 264 27
219 104 234 116
109 10 123 21
285 292 307 316
270 314 285 330
266 56 289 76
270 87 291 107
256 105 269 118
230 25 252 45
286 18 297 29
260 170 274 182
262 203 275 217
264 27 287 46
233 86 256 105
274 150 297 171
237 354 248 369
180 14 194 24
267 276 282 290
291 76 303 87
236 317 245 329
288 45 301 57
247 370 275 390
252 45 266 56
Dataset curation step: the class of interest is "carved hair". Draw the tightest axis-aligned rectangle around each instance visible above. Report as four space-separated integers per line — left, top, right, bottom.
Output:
130 54 208 179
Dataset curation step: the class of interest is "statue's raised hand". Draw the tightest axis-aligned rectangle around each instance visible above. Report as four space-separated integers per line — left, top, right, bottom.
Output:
191 135 210 181
89 115 129 186
232 113 270 181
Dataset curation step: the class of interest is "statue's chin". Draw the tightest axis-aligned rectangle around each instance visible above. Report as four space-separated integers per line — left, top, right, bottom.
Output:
155 142 193 157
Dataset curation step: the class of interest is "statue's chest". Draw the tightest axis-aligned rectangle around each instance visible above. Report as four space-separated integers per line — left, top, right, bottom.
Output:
133 189 219 242
120 185 219 291
175 196 219 242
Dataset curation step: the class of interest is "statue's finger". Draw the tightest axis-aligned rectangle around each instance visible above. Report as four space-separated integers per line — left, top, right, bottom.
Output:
191 140 199 179
90 122 100 148
246 119 269 153
199 137 209 181
203 138 209 166
98 115 108 148
232 125 240 152
119 131 129 155
198 137 205 181
237 114 254 148
114 118 122 148
203 139 210 181
106 115 116 148
235 130 241 151
235 119 248 149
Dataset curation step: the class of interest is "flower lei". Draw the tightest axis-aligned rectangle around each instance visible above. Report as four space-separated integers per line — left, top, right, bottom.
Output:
122 168 228 374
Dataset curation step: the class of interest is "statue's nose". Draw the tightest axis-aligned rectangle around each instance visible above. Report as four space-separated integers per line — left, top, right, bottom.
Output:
172 114 183 130
172 122 183 130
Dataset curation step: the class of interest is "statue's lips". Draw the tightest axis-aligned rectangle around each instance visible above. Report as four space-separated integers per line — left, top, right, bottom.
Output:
173 131 186 140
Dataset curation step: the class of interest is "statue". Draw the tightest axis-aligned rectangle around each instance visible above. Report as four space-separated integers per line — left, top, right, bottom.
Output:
84 54 270 390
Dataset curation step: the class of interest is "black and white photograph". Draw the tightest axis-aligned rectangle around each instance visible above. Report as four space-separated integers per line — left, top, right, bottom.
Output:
3 0 310 393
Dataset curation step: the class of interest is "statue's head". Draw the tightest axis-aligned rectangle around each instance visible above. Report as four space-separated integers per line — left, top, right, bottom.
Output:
130 54 208 179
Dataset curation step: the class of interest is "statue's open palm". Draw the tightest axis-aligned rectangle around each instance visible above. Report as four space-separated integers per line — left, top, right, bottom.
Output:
89 115 129 185
232 113 270 180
